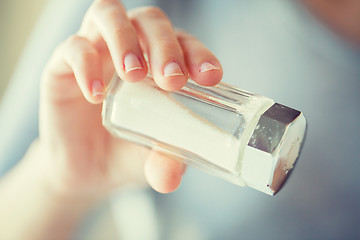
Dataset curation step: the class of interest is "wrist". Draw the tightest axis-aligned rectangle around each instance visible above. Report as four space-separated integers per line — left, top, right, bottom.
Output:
0 140 103 239
22 140 106 205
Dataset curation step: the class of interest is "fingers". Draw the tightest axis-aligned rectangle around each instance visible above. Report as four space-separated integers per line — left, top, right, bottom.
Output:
177 31 223 86
64 36 105 104
82 0 148 82
144 151 186 194
44 35 104 104
71 1 223 92
129 7 222 89
85 1 222 90
129 7 188 91
44 1 223 106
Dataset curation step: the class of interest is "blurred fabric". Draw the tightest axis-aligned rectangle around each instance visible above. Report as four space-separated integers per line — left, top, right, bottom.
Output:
1 0 360 239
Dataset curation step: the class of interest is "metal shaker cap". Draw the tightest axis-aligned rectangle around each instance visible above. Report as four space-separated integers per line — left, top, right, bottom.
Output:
241 103 307 195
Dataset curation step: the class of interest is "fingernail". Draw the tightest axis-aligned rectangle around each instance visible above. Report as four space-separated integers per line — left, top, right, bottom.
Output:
164 61 184 77
124 53 143 73
92 80 104 97
200 62 220 73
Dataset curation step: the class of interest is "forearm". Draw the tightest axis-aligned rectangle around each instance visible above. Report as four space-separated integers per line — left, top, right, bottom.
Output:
0 141 97 240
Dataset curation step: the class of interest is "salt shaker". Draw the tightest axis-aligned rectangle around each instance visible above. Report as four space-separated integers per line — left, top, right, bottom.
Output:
102 75 307 195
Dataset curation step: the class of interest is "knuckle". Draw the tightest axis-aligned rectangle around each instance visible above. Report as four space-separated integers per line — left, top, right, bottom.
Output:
101 5 120 20
141 6 166 18
112 24 134 38
64 35 83 46
62 36 98 65
156 38 179 51
176 30 197 42
71 50 97 65
130 6 167 20
93 0 117 9
89 0 124 20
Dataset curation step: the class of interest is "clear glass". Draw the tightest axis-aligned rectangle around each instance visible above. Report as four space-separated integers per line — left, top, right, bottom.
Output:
102 76 274 186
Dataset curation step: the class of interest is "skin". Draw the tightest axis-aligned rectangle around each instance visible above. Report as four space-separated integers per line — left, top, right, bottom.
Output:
0 1 222 239
1 0 359 239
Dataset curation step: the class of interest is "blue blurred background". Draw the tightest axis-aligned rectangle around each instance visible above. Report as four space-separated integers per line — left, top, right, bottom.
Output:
1 0 360 239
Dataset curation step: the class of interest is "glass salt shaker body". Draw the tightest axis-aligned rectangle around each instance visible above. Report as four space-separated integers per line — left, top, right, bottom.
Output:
102 76 307 195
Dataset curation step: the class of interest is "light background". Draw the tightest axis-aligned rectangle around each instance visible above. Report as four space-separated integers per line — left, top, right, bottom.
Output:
0 0 47 99
1 1 360 239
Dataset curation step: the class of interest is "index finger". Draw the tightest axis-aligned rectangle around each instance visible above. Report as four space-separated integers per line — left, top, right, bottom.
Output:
81 0 148 82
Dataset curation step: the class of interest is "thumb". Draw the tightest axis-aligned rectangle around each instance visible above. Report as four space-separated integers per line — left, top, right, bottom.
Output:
144 151 186 194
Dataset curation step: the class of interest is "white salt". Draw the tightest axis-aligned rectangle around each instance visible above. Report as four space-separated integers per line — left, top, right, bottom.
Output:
111 80 243 173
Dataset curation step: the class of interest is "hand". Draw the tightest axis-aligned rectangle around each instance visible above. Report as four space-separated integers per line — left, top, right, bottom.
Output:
38 0 223 199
